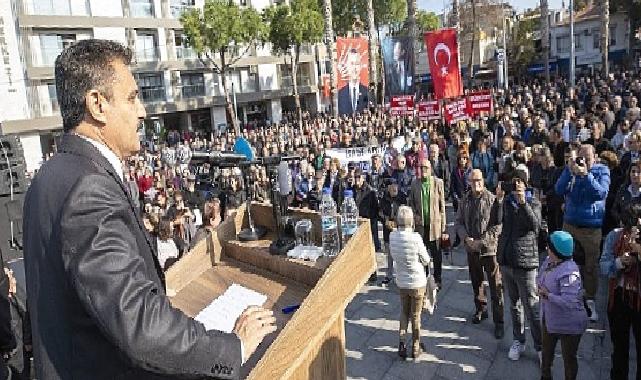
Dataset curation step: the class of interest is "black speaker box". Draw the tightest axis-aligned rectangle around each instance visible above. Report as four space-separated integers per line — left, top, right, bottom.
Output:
0 194 24 262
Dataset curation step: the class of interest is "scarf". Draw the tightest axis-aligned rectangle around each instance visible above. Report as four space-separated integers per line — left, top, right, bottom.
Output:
608 229 641 311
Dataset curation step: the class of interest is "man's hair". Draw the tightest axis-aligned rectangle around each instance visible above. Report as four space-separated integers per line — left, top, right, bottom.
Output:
55 39 133 132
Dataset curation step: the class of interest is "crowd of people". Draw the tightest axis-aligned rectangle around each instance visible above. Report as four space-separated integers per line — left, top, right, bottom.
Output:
37 67 641 379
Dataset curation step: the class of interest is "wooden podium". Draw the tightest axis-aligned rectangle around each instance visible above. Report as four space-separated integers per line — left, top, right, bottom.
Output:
166 203 376 379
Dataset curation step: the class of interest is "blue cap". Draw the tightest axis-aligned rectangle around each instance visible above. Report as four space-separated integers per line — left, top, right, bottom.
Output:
344 189 354 198
549 231 574 258
322 187 332 195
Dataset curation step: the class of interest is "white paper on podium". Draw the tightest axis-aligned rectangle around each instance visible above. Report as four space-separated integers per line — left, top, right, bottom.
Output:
194 283 268 333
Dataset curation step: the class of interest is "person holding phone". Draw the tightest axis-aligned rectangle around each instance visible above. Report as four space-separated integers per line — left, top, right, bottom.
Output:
600 202 641 380
496 167 543 362
555 144 610 321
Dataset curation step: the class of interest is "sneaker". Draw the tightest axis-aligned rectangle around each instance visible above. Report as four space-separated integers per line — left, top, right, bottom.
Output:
586 300 598 322
472 310 489 324
508 340 526 361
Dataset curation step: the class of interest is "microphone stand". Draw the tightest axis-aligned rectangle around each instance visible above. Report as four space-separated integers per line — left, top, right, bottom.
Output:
237 165 266 242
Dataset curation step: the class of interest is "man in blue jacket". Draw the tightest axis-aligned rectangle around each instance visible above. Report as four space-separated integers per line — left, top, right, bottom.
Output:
555 144 610 322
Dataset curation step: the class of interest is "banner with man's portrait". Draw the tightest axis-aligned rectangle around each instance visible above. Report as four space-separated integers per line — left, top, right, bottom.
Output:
336 37 369 115
382 37 414 98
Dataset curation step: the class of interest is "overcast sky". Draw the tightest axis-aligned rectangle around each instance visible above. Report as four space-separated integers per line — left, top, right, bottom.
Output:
419 0 566 13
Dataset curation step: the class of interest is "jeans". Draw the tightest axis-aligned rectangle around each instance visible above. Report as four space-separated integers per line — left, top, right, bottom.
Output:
399 288 425 354
384 242 393 279
370 217 381 252
608 288 641 380
467 251 504 325
541 319 582 380
562 223 602 299
501 265 542 351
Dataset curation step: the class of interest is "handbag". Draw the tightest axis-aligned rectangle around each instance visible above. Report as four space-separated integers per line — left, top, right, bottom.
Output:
423 263 438 315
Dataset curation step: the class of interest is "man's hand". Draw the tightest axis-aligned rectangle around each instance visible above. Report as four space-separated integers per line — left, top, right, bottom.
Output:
620 254 636 269
4 269 15 298
538 285 549 299
464 237 474 250
515 190 526 205
233 306 277 362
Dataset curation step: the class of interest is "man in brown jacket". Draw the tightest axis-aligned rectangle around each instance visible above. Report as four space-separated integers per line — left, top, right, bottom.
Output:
408 159 447 287
455 169 505 339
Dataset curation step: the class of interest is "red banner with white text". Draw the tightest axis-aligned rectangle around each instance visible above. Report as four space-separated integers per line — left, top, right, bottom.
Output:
389 95 415 116
418 101 441 121
424 28 463 99
466 90 493 116
444 98 468 124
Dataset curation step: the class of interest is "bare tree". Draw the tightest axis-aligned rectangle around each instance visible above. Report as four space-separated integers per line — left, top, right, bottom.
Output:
367 0 378 104
541 0 550 82
407 0 417 95
322 0 339 119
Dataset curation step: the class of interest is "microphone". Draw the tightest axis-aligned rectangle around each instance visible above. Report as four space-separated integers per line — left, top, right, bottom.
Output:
277 161 291 195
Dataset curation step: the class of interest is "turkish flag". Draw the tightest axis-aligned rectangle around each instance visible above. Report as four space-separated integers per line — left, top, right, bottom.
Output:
424 29 463 99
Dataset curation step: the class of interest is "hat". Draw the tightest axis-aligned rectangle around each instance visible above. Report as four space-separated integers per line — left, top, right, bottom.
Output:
548 231 574 258
513 164 529 184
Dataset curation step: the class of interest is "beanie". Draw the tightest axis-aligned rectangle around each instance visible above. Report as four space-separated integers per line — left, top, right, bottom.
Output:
513 164 529 185
548 231 574 258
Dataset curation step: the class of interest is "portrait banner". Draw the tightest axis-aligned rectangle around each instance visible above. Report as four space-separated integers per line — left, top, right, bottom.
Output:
389 95 415 116
382 37 414 97
336 37 369 115
418 101 441 121
466 90 493 116
424 29 463 99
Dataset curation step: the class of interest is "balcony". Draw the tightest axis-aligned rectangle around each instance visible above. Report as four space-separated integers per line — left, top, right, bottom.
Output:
170 5 193 18
140 87 165 102
130 1 155 18
135 47 160 63
279 75 312 89
180 83 205 98
24 0 90 16
176 46 197 60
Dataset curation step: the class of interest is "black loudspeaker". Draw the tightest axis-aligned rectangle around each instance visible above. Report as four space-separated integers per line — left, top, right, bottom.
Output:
0 136 25 167
0 194 24 262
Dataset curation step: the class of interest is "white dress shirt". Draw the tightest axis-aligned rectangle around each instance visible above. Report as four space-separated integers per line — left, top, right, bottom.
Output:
77 134 124 182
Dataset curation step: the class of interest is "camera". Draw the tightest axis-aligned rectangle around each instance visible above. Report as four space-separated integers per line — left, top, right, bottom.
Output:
575 157 586 167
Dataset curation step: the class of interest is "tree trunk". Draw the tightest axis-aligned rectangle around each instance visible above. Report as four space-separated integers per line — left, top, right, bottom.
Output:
601 0 609 78
541 0 550 82
366 0 378 105
322 0 338 119
219 50 239 135
468 0 476 85
292 46 303 128
407 0 417 97
377 26 386 103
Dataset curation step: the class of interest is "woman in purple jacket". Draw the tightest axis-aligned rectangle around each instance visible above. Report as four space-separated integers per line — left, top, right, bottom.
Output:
537 231 588 380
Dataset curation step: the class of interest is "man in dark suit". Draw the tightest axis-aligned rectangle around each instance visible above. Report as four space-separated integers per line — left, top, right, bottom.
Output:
23 39 275 380
385 39 412 96
338 48 368 115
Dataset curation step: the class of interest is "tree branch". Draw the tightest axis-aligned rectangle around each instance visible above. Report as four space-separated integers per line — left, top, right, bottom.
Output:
228 44 254 67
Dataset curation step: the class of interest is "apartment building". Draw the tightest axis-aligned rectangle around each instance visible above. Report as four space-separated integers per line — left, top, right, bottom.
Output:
0 0 322 172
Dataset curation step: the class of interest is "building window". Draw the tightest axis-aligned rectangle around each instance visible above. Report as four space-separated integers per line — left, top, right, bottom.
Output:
135 73 165 102
592 28 601 50
180 72 205 97
170 0 195 18
38 34 78 66
239 0 249 6
610 25 617 46
30 0 89 16
135 33 158 62
574 33 583 51
47 82 59 113
130 0 155 17
175 34 197 59
556 35 569 54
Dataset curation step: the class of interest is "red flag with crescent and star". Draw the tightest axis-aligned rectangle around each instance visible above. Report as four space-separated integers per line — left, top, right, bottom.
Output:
424 28 463 99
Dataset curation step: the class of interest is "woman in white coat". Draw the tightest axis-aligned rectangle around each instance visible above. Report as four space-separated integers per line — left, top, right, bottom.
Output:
390 206 431 360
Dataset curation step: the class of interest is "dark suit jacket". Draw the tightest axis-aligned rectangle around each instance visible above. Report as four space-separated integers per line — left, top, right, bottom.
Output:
23 134 242 379
338 84 368 115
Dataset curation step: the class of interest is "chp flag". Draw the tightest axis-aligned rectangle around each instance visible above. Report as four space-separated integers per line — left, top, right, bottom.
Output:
418 101 441 121
424 28 463 99
389 95 415 116
466 90 493 116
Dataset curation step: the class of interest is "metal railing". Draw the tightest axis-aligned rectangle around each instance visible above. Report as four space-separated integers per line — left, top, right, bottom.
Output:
180 84 205 98
176 46 197 60
130 2 155 18
140 87 165 102
135 47 160 62
23 0 90 16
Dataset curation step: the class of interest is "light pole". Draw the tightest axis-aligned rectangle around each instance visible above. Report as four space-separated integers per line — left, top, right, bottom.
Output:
569 0 575 91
